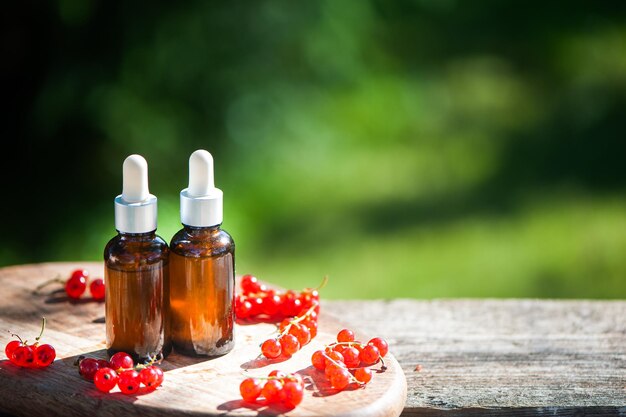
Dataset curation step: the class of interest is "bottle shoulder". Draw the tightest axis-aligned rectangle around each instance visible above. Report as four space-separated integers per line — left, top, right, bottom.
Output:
170 226 235 258
104 233 169 267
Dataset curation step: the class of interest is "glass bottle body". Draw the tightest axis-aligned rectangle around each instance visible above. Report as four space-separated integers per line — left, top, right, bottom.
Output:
169 225 235 357
104 231 171 362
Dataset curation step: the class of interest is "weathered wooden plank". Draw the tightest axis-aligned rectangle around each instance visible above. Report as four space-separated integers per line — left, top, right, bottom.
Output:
324 299 626 416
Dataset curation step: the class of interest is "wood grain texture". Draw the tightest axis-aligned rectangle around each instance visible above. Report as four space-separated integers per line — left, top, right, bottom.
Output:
0 263 406 417
324 299 626 416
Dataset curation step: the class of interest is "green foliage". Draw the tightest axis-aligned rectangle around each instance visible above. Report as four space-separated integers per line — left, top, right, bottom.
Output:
3 0 626 298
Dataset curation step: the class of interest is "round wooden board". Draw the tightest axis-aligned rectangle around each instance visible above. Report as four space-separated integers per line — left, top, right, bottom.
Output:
0 263 406 417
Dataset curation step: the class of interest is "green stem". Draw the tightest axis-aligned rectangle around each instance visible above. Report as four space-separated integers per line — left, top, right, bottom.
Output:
35 317 46 342
8 331 25 345
326 341 364 348
239 372 303 383
378 356 387 372
32 275 64 295
322 352 365 386
134 353 159 370
326 341 387 371
276 303 318 338
316 275 329 291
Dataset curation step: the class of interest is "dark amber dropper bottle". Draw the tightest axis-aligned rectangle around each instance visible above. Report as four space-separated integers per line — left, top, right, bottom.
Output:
170 150 235 356
104 154 171 362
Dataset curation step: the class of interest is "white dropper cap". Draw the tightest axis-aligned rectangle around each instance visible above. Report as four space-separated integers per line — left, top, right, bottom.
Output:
114 154 158 233
180 150 223 227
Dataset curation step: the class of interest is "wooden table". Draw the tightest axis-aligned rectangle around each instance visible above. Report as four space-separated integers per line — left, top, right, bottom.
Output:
1 263 625 416
325 299 626 416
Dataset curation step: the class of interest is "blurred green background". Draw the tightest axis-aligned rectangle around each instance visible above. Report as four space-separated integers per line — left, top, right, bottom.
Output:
1 0 625 299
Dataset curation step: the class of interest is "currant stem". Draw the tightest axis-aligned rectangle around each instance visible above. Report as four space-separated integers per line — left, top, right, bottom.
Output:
134 353 160 370
327 341 363 348
240 374 302 383
378 356 387 372
32 275 64 294
327 341 387 371
322 352 365 386
277 303 318 338
316 275 329 291
35 317 46 342
8 331 25 344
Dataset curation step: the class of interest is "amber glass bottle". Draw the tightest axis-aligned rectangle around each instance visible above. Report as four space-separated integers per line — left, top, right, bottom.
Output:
170 225 235 356
104 154 171 362
105 231 171 361
169 150 235 356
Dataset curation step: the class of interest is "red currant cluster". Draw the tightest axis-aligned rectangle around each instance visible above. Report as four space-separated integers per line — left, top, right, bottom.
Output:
78 352 164 394
260 306 318 359
240 370 305 409
310 329 388 391
4 318 56 368
235 274 320 320
35 269 105 301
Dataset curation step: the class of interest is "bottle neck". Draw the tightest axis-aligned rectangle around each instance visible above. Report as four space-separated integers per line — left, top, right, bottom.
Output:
182 224 221 236
118 230 157 241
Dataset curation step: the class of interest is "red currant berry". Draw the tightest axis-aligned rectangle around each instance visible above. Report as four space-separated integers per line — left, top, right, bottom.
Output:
70 269 89 281
307 309 318 321
89 278 105 301
240 378 263 402
12 345 35 367
337 328 355 343
249 296 264 316
281 290 295 303
341 346 361 368
109 352 134 370
241 275 261 294
5 340 22 362
152 366 164 388
287 372 304 387
268 369 287 379
235 297 253 319
289 324 311 347
97 359 111 369
354 367 373 384
329 367 351 390
325 350 345 368
359 344 380 365
118 369 140 395
94 367 118 393
278 334 300 357
281 295 302 317
65 274 87 299
139 366 160 391
311 350 326 371
302 319 318 339
279 380 304 408
261 339 282 359
279 318 292 333
262 379 283 403
325 362 345 378
332 344 345 353
368 337 389 357
299 290 317 309
34 344 56 367
261 294 281 317
306 289 320 301
79 358 100 380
